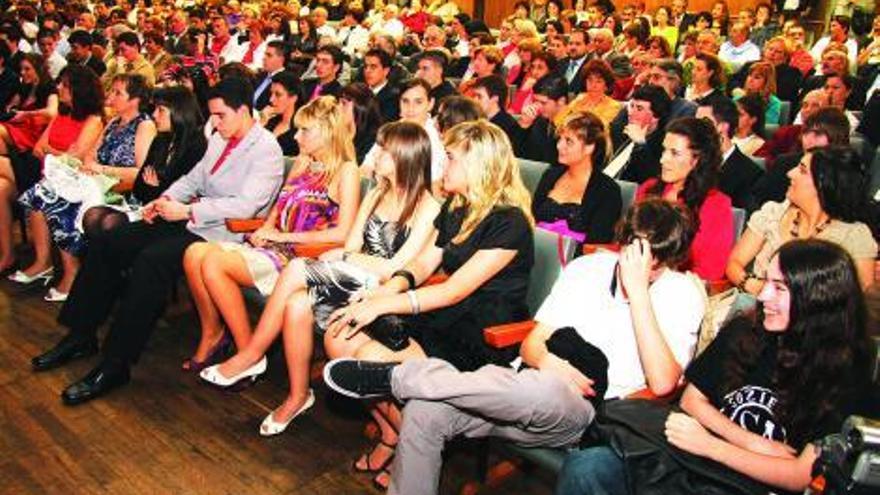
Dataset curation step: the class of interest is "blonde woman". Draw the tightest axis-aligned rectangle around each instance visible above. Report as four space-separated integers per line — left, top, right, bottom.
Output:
181 96 360 372
322 120 535 489
200 121 440 441
733 61 782 125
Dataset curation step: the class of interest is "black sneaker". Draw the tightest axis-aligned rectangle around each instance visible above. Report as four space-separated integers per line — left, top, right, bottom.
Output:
323 358 398 399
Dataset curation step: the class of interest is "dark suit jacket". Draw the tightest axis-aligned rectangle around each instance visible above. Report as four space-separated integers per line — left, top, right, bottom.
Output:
253 73 273 112
165 31 194 56
430 80 458 113
301 79 343 102
518 117 558 164
557 56 588 94
617 129 665 184
532 166 622 243
490 110 523 147
719 146 764 209
374 83 401 122
857 92 880 148
83 56 106 77
745 151 801 213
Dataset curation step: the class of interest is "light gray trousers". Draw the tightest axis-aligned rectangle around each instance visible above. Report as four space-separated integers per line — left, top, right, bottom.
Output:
388 358 595 495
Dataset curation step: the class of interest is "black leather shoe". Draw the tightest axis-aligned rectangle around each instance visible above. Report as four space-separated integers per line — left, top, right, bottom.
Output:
61 362 130 406
31 333 98 372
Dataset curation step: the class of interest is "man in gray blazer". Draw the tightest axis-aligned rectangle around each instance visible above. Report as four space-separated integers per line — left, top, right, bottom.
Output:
31 77 285 405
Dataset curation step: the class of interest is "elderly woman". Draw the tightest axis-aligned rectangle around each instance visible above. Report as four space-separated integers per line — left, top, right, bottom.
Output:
727 146 877 294
557 59 622 126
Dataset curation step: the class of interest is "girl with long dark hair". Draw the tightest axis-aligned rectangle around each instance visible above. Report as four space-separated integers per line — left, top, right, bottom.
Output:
340 82 384 164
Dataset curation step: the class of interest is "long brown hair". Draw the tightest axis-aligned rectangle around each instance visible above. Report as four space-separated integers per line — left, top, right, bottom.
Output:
372 121 432 226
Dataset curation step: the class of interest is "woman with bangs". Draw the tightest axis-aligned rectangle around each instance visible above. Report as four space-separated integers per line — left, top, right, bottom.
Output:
733 61 782 125
181 96 360 372
320 120 535 489
200 121 440 441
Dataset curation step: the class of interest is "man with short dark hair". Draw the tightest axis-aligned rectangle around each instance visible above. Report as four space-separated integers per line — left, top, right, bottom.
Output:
605 85 671 183
517 76 569 163
67 29 105 76
302 45 344 101
696 98 764 208
557 29 590 94
364 48 401 121
415 50 458 113
253 41 287 111
472 74 521 145
31 78 285 406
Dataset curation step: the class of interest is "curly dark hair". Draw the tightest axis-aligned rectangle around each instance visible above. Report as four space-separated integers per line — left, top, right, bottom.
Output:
582 59 616 94
809 146 868 223
58 64 104 120
648 117 721 216
722 239 872 449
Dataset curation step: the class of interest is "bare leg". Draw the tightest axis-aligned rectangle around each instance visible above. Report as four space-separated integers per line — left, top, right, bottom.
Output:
0 178 16 271
215 258 310 377
268 291 317 424
201 249 257 349
21 211 52 275
55 249 79 293
183 242 226 364
0 126 11 156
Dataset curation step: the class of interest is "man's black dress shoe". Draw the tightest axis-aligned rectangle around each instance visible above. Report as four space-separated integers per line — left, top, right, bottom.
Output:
31 333 98 371
61 361 130 406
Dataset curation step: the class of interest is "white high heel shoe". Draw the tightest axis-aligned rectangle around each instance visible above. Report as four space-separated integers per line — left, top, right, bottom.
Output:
199 356 267 388
260 389 316 437
8 267 54 285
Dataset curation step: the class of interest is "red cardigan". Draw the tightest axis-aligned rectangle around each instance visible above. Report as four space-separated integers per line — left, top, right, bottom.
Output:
636 179 734 281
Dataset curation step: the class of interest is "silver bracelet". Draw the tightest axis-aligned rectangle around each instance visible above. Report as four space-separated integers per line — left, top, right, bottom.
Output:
406 290 420 315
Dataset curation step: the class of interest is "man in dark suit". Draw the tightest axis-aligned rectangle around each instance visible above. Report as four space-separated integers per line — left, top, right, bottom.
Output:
605 85 671 184
517 76 569 163
363 48 400 122
252 41 287 112
164 9 194 56
556 29 590 95
67 29 105 76
301 45 344 102
696 98 764 209
415 50 458 114
472 75 522 146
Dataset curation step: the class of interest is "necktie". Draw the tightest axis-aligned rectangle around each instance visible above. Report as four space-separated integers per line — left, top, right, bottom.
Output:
566 60 578 82
311 83 323 101
253 76 271 105
604 140 636 178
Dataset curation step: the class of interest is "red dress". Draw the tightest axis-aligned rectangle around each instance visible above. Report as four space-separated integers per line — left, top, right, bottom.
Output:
636 179 734 281
9 114 89 192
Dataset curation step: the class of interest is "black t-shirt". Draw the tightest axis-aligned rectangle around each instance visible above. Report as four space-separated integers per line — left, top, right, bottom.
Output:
413 199 534 371
434 198 534 303
265 114 299 157
686 318 879 449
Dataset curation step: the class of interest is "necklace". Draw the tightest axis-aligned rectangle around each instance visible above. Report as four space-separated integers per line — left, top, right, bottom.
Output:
790 210 830 239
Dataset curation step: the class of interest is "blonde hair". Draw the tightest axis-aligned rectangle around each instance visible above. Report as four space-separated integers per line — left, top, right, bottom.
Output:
513 18 540 41
293 95 355 183
748 61 777 99
444 120 534 242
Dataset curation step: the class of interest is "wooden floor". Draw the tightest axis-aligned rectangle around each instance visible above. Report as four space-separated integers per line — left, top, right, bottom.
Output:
0 270 555 494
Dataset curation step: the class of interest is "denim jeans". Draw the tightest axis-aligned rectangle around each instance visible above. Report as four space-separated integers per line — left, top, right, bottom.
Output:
555 446 629 495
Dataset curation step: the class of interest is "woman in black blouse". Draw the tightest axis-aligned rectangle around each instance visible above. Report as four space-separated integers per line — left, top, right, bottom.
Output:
323 120 535 489
262 71 299 157
533 112 621 243
340 82 384 165
81 86 207 236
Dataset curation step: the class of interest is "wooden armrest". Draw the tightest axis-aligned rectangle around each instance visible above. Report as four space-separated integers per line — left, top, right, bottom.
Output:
423 273 448 286
483 320 537 348
582 243 621 255
625 382 685 403
225 218 266 233
111 176 135 194
293 242 342 258
707 279 733 296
